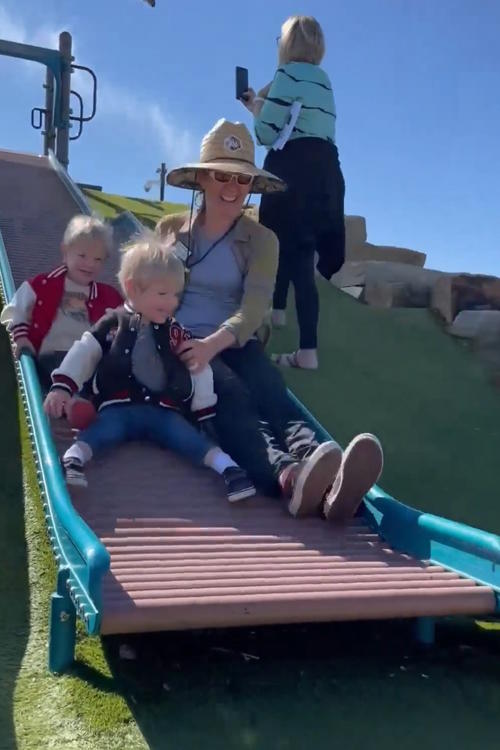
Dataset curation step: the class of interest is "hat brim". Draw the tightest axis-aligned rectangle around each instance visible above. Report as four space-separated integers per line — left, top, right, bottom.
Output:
166 160 286 194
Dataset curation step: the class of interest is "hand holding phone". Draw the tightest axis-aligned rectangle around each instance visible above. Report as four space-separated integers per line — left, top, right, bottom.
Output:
235 66 249 100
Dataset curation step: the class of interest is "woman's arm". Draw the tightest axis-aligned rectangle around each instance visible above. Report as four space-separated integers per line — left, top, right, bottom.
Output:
253 68 297 147
220 224 278 345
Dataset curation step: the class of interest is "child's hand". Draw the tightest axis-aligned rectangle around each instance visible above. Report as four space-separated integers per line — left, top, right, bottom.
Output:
13 337 35 359
44 389 71 419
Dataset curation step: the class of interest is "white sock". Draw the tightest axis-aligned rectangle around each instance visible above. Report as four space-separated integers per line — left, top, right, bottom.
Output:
64 440 92 465
203 447 238 475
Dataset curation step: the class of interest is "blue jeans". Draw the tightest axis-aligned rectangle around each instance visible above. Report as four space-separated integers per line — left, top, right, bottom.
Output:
78 405 213 466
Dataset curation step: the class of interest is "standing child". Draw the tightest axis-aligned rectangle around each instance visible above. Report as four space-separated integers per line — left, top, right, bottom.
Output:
43 235 256 503
1 214 123 425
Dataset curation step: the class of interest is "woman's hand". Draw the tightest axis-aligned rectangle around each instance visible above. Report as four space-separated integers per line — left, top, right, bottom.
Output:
177 338 216 374
44 389 71 419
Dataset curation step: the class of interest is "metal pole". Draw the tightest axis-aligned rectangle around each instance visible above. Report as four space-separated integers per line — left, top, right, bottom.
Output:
55 31 72 169
160 162 166 202
43 68 55 155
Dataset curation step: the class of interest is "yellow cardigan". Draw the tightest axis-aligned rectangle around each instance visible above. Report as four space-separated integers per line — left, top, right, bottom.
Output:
156 212 278 347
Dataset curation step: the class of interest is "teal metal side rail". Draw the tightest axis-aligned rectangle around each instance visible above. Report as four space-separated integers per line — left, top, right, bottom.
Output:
364 490 500 610
289 392 500 613
0 228 110 671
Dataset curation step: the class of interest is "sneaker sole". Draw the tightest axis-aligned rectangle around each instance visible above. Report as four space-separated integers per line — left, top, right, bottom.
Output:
228 486 257 503
66 476 88 489
324 434 383 522
288 441 342 518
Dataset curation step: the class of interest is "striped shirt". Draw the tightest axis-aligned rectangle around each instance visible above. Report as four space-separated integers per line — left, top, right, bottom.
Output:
254 62 336 148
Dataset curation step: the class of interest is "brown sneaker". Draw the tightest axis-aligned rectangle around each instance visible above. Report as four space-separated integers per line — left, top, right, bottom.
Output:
324 433 383 522
287 441 343 517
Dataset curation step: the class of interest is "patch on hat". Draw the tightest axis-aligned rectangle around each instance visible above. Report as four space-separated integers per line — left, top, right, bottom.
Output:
224 135 242 152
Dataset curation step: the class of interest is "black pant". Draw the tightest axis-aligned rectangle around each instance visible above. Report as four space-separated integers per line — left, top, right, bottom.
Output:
260 138 345 349
212 340 320 496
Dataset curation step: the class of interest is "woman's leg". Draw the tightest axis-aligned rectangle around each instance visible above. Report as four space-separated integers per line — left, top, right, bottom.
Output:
221 343 344 517
211 355 295 497
287 235 319 351
272 248 291 315
220 342 320 460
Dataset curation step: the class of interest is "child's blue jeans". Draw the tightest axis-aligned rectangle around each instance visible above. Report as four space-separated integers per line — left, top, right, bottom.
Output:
78 404 213 465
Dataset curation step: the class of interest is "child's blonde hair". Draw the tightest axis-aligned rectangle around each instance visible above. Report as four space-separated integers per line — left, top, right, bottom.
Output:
62 214 112 255
278 15 325 66
118 234 185 295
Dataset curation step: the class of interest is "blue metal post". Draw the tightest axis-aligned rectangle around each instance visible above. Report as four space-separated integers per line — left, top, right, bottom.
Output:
414 616 435 646
48 567 76 673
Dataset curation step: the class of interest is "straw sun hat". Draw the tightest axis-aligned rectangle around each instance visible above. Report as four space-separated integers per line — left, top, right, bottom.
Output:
167 119 286 194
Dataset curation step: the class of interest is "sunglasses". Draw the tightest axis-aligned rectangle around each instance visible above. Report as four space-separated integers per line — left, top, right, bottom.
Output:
209 170 253 186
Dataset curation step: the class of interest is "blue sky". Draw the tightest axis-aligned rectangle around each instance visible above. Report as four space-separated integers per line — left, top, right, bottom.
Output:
1 0 499 274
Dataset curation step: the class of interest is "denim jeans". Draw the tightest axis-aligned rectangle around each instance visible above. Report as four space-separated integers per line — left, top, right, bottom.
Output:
78 404 213 465
212 340 320 496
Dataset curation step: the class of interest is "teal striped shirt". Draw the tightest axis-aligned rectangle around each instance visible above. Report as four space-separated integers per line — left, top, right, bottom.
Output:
254 62 336 148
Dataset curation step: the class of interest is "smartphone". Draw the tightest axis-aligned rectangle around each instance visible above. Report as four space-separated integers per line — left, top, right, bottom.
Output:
235 66 249 100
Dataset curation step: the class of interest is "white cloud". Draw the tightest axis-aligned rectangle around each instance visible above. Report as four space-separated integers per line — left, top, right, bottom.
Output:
0 4 27 42
98 81 197 166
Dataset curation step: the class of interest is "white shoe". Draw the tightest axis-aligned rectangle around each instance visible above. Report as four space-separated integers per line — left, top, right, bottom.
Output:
288 441 343 517
324 434 383 522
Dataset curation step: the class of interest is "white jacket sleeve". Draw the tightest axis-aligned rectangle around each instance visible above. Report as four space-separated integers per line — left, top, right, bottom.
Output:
0 281 36 338
190 365 218 417
51 331 104 393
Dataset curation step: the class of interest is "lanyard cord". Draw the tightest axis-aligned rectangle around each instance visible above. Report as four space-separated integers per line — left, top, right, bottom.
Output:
186 215 241 271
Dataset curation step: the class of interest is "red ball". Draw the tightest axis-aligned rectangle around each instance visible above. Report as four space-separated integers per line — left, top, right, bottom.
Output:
67 400 97 431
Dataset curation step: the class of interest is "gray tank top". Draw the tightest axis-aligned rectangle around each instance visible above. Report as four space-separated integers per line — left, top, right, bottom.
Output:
175 226 244 338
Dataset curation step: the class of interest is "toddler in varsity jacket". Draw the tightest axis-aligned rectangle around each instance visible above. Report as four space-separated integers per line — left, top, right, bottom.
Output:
43 235 256 503
1 215 123 426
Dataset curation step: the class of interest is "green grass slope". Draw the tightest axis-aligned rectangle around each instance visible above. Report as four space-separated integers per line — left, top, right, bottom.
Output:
273 280 500 534
83 188 185 228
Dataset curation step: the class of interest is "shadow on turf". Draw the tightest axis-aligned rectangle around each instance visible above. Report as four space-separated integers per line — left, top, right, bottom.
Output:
94 617 499 750
0 332 30 750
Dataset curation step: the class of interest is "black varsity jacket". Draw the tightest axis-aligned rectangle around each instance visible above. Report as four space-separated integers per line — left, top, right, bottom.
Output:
50 305 217 421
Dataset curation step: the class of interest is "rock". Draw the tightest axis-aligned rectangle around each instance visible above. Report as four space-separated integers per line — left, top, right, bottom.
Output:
431 274 500 324
331 260 444 290
345 215 367 253
449 310 500 340
347 242 426 266
362 280 432 308
341 286 363 299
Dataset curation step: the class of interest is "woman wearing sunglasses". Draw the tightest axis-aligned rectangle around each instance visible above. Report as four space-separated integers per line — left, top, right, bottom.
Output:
241 15 346 371
156 119 383 519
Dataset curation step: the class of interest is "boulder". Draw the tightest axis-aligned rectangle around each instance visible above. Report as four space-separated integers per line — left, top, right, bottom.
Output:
449 310 500 340
345 215 367 253
331 260 444 289
347 242 426 266
362 280 432 309
431 273 500 324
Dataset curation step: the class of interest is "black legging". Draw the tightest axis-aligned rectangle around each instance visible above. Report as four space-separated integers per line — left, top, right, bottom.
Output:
259 137 345 349
212 340 320 496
